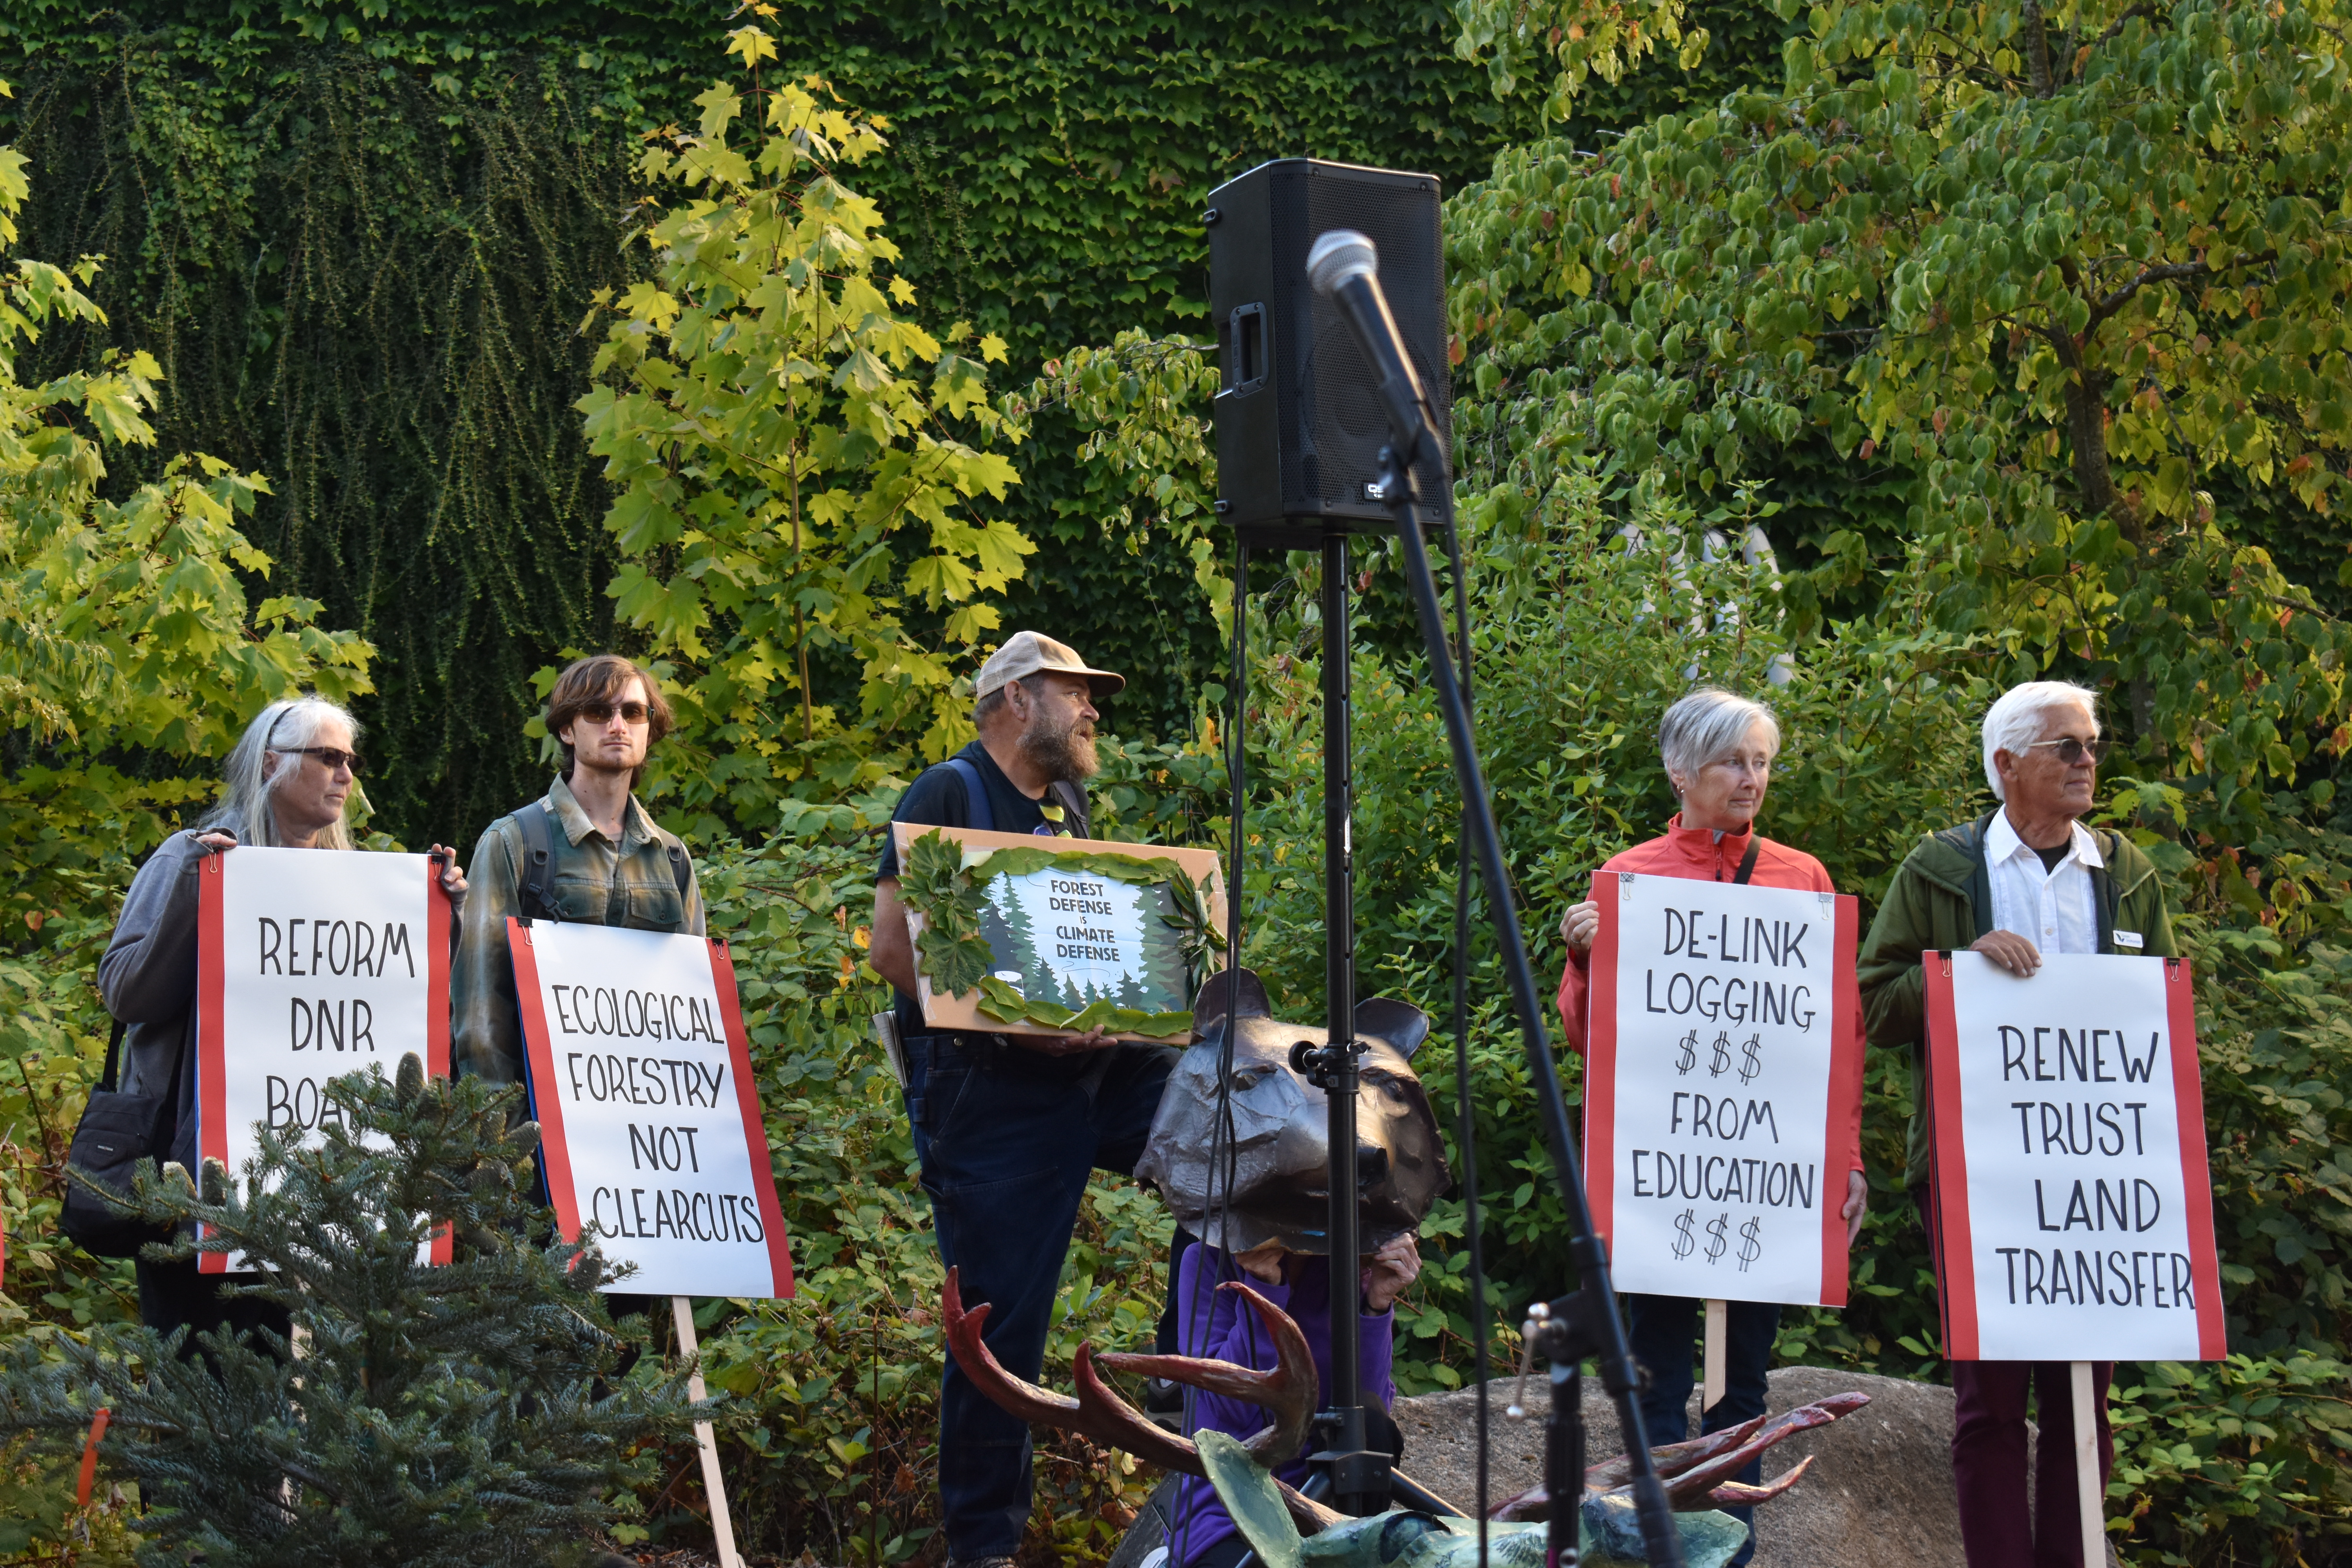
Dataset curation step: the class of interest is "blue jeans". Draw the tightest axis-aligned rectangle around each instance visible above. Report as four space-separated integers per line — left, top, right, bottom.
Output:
1626 1292 1781 1568
905 1033 1176 1561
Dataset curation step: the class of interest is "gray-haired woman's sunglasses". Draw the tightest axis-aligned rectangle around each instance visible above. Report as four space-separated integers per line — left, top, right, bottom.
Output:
278 746 365 775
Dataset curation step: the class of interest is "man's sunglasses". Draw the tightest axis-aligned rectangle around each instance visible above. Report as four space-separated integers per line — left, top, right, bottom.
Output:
279 746 365 775
574 701 652 725
2024 737 2112 765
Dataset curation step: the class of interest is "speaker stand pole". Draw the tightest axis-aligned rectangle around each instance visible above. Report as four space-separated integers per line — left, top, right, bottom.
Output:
1291 531 1391 1517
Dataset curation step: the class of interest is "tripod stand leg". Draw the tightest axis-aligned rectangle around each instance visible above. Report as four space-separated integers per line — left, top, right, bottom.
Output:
1546 1360 1584 1567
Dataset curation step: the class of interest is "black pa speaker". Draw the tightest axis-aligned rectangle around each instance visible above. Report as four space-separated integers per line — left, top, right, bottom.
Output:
1207 159 1452 548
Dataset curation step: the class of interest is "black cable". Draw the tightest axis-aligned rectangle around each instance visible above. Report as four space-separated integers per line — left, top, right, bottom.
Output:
1172 538 1251 1568
1392 484 1681 1565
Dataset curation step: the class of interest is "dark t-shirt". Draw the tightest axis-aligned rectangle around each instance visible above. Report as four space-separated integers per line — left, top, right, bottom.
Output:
877 740 1085 1033
875 740 1059 879
2034 841 2071 874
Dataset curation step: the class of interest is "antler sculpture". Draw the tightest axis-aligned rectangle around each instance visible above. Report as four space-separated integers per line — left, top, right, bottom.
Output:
942 1267 1347 1534
1492 1390 1873 1518
941 1268 1868 1530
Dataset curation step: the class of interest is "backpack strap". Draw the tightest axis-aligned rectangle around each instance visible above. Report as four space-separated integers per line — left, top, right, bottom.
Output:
1967 809 1998 940
1926 811 2000 939
1728 836 1761 885
514 800 557 922
1047 778 1091 840
98 1017 126 1095
942 755 1089 839
942 756 996 834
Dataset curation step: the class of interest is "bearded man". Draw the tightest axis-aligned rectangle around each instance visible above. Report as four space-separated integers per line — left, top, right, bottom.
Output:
869 632 1173 1568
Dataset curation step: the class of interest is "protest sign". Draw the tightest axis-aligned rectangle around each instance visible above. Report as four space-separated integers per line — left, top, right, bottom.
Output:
196 846 452 1273
506 920 793 1300
1925 951 2225 1361
1585 871 1864 1306
891 824 1225 1042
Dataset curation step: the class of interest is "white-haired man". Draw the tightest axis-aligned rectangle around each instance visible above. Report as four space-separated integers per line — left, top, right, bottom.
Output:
1857 679 2178 1568
97 696 465 1351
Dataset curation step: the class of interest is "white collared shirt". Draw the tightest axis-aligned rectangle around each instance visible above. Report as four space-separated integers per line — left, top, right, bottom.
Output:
1985 809 2103 956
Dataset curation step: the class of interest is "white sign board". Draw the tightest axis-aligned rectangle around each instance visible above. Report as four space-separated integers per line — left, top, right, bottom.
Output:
1584 871 1864 1306
196 846 452 1273
507 919 794 1300
1925 951 2225 1361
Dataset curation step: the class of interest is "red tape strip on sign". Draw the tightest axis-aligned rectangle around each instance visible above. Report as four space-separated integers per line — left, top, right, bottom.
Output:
76 1407 111 1506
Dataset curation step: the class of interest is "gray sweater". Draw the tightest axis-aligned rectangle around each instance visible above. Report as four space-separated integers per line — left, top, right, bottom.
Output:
96 831 213 1173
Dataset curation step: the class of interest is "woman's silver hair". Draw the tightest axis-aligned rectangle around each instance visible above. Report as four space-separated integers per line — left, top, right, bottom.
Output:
203 696 362 849
1981 681 2099 801
1659 688 1780 796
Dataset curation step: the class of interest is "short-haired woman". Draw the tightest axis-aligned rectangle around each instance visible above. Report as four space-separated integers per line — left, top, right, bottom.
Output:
97 696 466 1352
1552 688 1865 1568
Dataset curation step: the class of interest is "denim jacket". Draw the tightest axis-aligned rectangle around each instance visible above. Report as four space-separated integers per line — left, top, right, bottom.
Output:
450 775 705 1087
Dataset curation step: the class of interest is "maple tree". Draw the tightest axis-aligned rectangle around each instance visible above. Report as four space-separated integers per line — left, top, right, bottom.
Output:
1446 0 2352 855
576 20 1034 835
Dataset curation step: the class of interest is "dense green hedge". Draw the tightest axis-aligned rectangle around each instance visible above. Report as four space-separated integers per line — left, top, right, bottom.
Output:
0 0 1577 848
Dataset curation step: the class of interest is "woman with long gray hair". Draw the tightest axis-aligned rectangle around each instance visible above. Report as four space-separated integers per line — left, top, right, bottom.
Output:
1550 687 1866 1568
96 695 466 1350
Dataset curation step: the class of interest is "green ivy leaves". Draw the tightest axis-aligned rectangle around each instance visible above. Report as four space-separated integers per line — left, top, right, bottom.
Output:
897 829 995 1000
0 171 375 933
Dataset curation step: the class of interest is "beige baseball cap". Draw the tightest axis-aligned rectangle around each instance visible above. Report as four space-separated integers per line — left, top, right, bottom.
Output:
974 630 1125 699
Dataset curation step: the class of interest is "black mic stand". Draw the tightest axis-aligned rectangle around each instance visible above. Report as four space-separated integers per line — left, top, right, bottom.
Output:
1309 230 1686 1566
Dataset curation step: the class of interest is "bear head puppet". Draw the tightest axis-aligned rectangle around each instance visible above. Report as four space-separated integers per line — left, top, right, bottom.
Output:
1136 969 1449 1255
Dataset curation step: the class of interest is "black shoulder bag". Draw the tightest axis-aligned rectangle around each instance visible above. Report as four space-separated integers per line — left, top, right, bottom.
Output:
62 1018 178 1258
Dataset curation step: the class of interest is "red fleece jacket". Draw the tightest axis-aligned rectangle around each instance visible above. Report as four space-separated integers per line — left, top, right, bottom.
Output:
1557 814 1866 1176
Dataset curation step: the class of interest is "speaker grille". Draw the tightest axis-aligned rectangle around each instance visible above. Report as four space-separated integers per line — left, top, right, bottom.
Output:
1303 171 1450 518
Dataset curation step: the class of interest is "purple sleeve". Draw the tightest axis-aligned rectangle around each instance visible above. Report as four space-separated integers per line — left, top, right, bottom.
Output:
1362 1298 1397 1409
1175 1246 1294 1443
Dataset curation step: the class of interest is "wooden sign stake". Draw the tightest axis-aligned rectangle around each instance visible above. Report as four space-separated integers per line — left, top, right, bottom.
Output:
2071 1360 2104 1568
674 1295 743 1568
1702 1299 1728 1410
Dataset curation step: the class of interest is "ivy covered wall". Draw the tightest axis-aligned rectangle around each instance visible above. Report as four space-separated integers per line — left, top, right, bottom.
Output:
0 0 1572 847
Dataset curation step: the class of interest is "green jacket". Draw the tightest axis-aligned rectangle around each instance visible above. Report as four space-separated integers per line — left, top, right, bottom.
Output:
1857 811 2178 1187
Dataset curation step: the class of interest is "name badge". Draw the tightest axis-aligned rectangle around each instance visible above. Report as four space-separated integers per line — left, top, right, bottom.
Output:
2116 929 2145 949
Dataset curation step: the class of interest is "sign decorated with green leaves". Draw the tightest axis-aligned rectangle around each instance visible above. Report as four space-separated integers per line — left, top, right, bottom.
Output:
895 829 1220 1040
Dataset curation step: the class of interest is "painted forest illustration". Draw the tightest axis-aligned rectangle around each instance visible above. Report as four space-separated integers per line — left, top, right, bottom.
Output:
976 868 1192 1015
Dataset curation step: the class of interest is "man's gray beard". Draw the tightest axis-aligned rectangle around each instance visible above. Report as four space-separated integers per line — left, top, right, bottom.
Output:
1019 716 1099 784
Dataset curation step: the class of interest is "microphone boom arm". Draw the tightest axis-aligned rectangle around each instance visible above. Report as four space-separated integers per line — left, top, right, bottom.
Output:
1307 228 1688 1568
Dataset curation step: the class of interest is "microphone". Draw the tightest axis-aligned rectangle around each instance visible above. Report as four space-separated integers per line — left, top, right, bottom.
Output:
1306 229 1438 478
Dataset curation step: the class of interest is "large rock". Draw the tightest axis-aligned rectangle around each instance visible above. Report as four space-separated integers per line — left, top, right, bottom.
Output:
1390 1368 1965 1568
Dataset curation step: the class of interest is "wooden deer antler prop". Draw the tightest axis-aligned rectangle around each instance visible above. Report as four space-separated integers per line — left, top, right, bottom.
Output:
1492 1390 1875 1519
942 1266 1347 1534
944 1267 1871 1532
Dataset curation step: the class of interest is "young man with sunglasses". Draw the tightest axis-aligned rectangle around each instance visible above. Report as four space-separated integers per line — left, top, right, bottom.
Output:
1857 679 2176 1568
451 653 704 1097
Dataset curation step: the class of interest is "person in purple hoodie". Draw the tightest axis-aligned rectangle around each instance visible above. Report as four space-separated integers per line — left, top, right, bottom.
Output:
1164 1232 1423 1568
